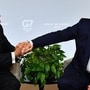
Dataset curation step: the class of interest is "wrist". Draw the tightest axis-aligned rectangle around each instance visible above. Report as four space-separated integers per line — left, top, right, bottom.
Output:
11 52 21 63
15 57 21 63
14 48 22 57
29 40 34 49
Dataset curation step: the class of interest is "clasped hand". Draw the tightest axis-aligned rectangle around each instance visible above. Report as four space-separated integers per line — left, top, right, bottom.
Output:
15 41 33 57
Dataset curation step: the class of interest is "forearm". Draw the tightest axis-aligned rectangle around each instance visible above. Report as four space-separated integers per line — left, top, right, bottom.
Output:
0 51 22 69
31 20 80 48
0 53 12 68
32 30 76 48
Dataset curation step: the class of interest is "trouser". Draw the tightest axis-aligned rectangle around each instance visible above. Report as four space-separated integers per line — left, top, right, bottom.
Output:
58 63 90 90
0 71 20 90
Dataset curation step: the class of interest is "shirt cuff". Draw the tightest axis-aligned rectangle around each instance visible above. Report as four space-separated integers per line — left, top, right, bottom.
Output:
11 52 16 64
29 40 33 49
86 58 90 73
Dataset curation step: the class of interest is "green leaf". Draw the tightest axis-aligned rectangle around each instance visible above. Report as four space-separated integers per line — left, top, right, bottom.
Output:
33 77 38 85
24 67 30 74
56 71 60 79
45 64 50 72
20 78 24 83
51 64 56 74
39 73 45 84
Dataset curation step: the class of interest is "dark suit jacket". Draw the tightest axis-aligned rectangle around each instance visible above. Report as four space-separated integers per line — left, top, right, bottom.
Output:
32 18 90 72
0 24 15 70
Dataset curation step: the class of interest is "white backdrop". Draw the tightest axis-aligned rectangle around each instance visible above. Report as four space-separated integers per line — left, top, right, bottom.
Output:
0 0 90 59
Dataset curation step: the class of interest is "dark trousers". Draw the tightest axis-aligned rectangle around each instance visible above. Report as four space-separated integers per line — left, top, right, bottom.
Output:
58 63 90 90
0 71 20 90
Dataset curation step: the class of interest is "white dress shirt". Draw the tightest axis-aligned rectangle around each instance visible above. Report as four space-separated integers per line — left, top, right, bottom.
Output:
86 59 90 73
11 52 16 63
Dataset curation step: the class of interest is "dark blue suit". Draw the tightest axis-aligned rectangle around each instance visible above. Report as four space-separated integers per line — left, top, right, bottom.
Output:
32 18 90 90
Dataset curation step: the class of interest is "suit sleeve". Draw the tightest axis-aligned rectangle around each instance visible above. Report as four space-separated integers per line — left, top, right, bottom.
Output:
0 24 15 69
0 24 15 53
32 20 80 48
0 53 12 69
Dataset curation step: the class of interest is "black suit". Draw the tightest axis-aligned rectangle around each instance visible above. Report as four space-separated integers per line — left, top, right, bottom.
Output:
0 24 20 90
32 18 90 90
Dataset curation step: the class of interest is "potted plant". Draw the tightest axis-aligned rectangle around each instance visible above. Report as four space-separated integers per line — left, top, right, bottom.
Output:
20 44 66 89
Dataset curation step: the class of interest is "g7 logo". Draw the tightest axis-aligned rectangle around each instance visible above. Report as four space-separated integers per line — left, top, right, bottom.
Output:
22 19 33 28
22 19 33 32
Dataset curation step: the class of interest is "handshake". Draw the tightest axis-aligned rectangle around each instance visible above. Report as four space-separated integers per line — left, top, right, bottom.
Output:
14 41 33 57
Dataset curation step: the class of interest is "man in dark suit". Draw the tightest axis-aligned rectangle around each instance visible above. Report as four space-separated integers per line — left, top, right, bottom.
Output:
0 24 31 90
19 18 90 90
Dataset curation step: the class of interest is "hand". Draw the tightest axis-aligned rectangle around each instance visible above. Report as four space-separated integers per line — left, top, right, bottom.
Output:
17 41 32 54
15 42 25 57
87 85 90 90
15 41 33 57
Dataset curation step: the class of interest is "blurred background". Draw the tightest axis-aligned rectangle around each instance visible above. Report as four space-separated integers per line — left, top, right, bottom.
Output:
0 0 90 59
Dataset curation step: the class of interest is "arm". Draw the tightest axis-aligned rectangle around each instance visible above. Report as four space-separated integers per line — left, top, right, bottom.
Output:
18 19 80 54
0 53 12 68
0 24 25 69
0 24 15 53
32 20 80 48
